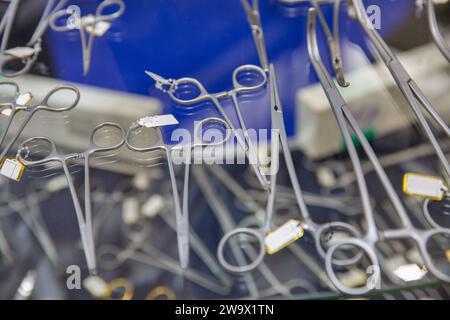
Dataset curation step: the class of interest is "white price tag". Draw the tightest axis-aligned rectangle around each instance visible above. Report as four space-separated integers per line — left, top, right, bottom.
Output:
265 219 304 254
403 173 447 200
81 15 111 36
138 114 179 128
0 158 25 181
4 47 35 59
16 93 32 106
393 264 428 282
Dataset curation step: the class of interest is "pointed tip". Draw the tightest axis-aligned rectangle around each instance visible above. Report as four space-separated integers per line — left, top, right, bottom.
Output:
144 70 164 82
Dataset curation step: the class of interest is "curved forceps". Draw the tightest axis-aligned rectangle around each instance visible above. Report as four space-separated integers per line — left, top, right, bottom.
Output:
308 8 450 296
146 65 270 190
240 0 269 70
0 82 80 162
350 0 450 181
0 0 68 77
217 63 361 273
49 0 125 75
18 122 125 274
426 0 450 63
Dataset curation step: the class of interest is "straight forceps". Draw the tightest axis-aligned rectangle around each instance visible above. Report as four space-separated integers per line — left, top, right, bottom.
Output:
310 0 349 86
17 123 125 274
350 0 450 180
0 82 80 163
426 0 450 62
308 8 450 295
240 0 269 70
0 0 68 77
126 119 189 269
146 65 270 190
49 0 125 75
217 64 361 273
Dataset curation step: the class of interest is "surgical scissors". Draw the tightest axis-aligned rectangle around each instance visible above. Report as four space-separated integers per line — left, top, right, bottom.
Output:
426 0 450 63
240 0 269 71
350 0 450 181
17 122 125 275
0 0 68 77
146 64 270 190
49 0 125 75
308 7 450 295
0 82 80 164
217 63 361 273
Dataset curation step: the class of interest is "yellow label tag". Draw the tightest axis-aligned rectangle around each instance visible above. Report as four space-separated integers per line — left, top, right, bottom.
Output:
403 173 447 201
0 158 25 181
265 219 304 254
446 250 450 263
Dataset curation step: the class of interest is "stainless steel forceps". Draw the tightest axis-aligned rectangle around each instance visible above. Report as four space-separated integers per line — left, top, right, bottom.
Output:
350 0 450 181
308 7 450 295
0 0 68 77
17 122 125 274
49 0 125 75
425 0 450 63
145 65 270 190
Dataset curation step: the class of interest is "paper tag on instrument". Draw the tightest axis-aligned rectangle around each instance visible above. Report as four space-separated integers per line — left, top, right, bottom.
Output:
446 250 450 263
4 47 35 59
83 17 111 36
141 194 166 218
138 114 179 128
265 219 304 254
403 173 448 201
83 276 108 298
0 158 25 181
393 264 428 282
16 93 32 106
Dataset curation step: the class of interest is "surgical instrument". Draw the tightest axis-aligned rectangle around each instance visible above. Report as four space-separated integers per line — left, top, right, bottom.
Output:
97 220 232 296
193 165 293 299
350 0 450 181
146 286 176 300
310 0 349 86
126 115 189 269
0 0 68 77
308 7 450 295
49 0 125 75
0 0 20 57
240 0 269 70
145 65 270 190
217 63 362 273
18 122 125 275
0 82 80 175
425 0 450 63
